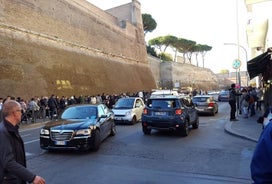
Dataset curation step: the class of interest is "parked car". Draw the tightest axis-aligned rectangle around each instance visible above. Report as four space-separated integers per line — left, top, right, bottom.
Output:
112 97 145 124
218 90 230 102
192 95 219 116
141 95 199 137
40 104 116 151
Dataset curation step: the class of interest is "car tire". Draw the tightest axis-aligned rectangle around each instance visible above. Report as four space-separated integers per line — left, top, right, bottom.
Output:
92 130 100 151
192 116 199 129
143 126 151 135
180 119 189 137
110 124 116 136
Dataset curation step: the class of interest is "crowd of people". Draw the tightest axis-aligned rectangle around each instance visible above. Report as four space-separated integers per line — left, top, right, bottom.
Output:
0 92 152 123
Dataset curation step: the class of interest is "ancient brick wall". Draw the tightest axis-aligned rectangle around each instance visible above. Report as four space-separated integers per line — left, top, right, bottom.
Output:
0 0 156 99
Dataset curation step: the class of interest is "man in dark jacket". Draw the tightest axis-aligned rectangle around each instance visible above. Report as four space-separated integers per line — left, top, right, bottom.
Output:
228 83 241 121
47 94 58 120
0 100 45 184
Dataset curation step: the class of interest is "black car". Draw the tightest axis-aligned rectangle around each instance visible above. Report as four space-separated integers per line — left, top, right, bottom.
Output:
141 95 199 136
192 95 219 116
40 104 116 151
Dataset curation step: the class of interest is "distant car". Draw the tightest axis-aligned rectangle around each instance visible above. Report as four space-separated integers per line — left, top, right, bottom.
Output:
141 95 199 137
192 95 219 116
218 90 230 102
112 97 145 124
40 104 116 151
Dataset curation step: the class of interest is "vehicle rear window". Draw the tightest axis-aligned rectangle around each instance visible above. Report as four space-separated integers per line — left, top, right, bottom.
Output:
147 99 177 109
193 97 208 102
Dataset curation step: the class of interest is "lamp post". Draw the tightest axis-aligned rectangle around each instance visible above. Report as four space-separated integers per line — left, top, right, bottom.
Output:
223 43 249 86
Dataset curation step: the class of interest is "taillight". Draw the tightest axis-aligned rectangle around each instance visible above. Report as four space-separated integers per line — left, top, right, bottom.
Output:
143 108 148 114
175 109 183 115
208 103 214 107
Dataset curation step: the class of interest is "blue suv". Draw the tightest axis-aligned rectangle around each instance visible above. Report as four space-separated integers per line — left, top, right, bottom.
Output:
141 95 199 136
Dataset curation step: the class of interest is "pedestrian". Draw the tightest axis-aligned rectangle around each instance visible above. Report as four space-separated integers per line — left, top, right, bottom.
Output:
47 94 58 120
251 108 272 183
228 83 241 121
0 100 46 184
240 88 249 118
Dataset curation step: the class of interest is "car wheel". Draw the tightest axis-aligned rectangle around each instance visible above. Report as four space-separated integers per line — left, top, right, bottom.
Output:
192 115 199 129
93 130 100 151
131 116 137 125
110 124 116 136
142 126 151 135
180 119 189 137
211 110 215 116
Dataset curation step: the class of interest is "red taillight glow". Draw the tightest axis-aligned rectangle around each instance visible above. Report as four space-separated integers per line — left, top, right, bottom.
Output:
143 108 148 114
208 103 214 107
175 109 182 115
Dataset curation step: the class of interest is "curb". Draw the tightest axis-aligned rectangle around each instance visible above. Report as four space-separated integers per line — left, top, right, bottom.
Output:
224 121 258 143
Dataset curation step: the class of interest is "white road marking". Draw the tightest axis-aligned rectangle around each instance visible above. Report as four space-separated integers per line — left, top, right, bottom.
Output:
20 134 31 138
24 139 40 145
25 152 33 156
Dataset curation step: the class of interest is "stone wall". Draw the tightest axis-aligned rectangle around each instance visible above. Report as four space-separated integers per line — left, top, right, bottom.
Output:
148 58 219 91
0 0 156 99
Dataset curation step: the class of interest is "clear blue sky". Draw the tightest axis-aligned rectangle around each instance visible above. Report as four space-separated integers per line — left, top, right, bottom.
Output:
87 0 249 73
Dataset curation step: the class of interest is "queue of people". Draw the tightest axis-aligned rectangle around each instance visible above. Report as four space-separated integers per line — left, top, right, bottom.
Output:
0 92 152 124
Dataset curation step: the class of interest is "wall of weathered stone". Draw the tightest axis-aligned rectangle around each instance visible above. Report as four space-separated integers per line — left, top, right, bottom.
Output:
148 59 219 91
0 0 156 99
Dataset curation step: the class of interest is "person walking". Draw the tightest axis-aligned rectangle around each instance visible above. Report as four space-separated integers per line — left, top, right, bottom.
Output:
228 83 241 121
0 100 46 184
47 94 58 120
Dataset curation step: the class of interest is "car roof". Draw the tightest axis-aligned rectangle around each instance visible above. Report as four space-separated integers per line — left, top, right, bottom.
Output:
67 104 101 108
193 95 212 98
118 97 141 100
149 94 183 99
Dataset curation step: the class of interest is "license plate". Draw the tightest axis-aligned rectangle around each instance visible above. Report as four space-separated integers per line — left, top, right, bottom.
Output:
155 112 166 116
115 117 122 120
55 141 66 145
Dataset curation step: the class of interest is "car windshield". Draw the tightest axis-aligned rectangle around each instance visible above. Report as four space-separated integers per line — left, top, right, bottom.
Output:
61 106 97 119
147 99 177 109
114 98 134 109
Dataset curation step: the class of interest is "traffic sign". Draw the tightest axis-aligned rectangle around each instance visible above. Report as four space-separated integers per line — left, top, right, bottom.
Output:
232 59 241 69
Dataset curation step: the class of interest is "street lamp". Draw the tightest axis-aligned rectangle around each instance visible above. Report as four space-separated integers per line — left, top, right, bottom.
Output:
223 43 249 86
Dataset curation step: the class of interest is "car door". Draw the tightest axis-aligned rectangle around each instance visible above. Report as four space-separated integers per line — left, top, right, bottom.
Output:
97 105 112 140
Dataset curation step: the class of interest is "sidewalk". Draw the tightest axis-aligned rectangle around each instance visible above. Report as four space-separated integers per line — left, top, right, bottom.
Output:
224 110 264 143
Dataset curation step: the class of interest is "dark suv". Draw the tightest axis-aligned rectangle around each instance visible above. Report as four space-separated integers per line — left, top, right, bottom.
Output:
141 95 199 136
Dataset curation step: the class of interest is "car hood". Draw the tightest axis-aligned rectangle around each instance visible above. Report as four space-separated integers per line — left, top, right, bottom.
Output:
112 108 131 115
43 119 97 130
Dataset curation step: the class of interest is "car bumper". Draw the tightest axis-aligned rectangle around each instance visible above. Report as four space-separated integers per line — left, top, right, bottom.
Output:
40 135 94 151
141 116 185 131
196 107 215 114
114 115 133 123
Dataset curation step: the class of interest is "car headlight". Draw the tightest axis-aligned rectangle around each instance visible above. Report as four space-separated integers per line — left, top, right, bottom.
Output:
40 128 49 135
125 110 132 116
76 129 91 135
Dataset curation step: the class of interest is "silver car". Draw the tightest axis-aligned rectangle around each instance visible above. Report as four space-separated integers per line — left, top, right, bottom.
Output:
112 97 145 124
192 95 219 116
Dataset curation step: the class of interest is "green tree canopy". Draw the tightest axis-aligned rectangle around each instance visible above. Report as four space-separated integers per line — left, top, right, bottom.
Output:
142 14 157 35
